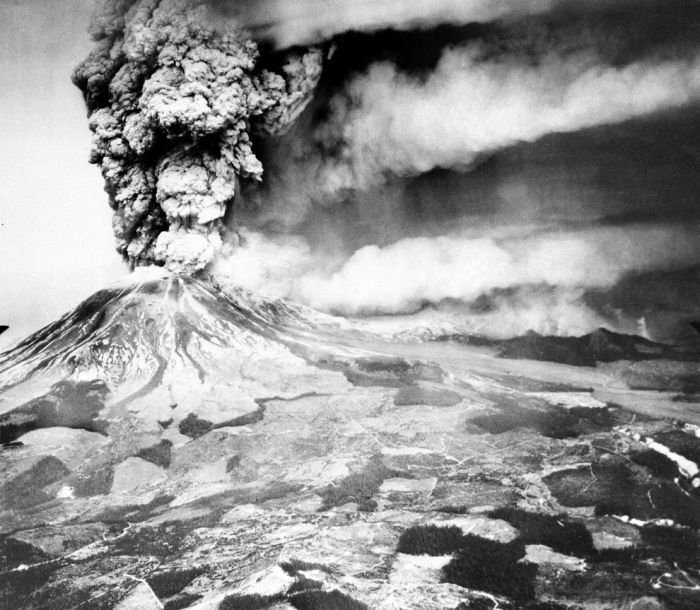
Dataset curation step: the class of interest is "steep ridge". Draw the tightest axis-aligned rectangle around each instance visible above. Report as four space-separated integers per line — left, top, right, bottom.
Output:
1 274 307 384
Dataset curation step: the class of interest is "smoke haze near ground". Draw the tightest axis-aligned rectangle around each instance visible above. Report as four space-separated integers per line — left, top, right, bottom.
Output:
214 223 700 319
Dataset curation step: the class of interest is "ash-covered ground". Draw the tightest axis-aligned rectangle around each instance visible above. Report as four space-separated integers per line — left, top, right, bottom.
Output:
2 1 700 609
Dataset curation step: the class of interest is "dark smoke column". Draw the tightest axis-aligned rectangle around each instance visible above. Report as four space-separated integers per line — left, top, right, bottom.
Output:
73 0 322 272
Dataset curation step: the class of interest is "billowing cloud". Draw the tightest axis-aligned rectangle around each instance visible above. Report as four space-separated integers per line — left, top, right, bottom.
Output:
215 223 700 316
311 45 700 194
221 0 561 47
74 0 323 272
70 0 700 343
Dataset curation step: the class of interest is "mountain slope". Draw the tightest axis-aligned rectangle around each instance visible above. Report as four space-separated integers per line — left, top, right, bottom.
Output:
0 272 350 444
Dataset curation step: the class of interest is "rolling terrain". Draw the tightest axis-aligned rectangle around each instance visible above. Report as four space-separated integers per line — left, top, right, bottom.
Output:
1 273 699 609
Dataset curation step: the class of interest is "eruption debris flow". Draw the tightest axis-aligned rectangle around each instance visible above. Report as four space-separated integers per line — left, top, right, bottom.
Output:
74 0 322 272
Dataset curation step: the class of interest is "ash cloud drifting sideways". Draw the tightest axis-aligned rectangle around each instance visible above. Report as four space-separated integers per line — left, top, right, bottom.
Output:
75 0 700 338
253 1 700 211
310 47 700 194
218 0 559 48
214 223 700 314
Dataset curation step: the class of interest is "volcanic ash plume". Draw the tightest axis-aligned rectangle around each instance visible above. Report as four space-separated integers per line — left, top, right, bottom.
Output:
223 0 558 48
215 225 700 318
314 46 700 193
73 0 322 272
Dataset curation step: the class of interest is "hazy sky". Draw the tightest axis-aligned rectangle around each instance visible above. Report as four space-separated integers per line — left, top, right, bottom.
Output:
0 0 125 348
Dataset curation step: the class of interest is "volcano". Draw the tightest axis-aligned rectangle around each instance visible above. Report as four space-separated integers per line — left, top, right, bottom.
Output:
2 275 700 609
0 272 351 445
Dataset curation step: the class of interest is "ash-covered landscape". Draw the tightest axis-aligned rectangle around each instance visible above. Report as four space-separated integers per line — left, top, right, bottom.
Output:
1 1 700 609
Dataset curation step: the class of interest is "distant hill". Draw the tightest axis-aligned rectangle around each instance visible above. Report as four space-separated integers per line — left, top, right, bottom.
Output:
436 327 699 367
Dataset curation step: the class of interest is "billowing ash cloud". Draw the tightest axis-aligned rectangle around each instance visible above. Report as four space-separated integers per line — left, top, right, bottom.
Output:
312 46 700 194
73 0 322 272
220 0 559 48
215 224 700 317
73 0 700 341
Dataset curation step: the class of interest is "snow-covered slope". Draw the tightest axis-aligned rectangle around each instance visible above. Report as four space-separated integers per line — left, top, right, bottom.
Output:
0 273 352 436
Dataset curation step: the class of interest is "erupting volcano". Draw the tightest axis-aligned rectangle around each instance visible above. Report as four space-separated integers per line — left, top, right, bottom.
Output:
2 1 700 609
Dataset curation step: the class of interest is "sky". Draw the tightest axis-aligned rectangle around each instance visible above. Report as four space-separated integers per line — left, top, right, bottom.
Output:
0 0 125 348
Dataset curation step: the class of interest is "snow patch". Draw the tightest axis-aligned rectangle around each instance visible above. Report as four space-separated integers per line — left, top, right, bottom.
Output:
522 544 587 571
615 515 676 528
527 392 607 410
434 516 519 543
381 446 437 456
643 437 699 481
236 565 295 597
389 553 452 585
682 423 700 438
625 429 699 483
380 478 437 494
56 486 75 499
